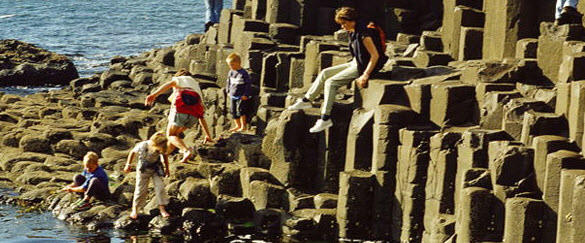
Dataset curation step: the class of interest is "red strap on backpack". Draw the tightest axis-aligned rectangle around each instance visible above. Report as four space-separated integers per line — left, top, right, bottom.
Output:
175 89 204 118
367 22 387 53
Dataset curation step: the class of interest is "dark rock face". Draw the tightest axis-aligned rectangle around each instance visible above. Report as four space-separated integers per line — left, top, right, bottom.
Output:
0 39 78 86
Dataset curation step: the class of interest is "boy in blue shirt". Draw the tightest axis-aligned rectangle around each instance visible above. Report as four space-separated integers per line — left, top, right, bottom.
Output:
225 53 252 132
62 151 110 210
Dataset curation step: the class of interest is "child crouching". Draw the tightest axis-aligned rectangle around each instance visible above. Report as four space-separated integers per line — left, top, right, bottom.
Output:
124 132 171 219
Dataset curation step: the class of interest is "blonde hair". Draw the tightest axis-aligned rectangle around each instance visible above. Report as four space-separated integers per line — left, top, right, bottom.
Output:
335 7 358 23
226 52 241 63
83 151 99 165
174 68 192 77
149 132 168 152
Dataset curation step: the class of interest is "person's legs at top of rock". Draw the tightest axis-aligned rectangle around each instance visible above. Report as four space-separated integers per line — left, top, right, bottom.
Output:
309 61 359 133
287 61 358 133
287 62 353 112
212 0 223 24
203 0 222 31
203 0 214 31
556 0 582 25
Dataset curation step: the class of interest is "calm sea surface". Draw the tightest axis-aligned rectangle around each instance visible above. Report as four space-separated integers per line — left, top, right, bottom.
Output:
0 0 230 94
0 1 230 240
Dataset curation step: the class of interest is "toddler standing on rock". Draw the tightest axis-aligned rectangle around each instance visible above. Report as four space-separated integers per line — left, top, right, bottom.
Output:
225 52 252 132
124 132 171 219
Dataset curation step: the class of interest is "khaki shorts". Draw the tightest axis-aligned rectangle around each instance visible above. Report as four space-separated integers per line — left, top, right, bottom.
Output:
169 109 198 128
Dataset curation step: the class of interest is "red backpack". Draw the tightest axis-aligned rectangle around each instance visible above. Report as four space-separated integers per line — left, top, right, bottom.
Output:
175 89 204 118
367 22 387 53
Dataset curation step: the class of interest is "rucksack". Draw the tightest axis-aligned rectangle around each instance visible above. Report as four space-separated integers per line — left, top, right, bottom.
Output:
367 22 387 53
175 89 204 118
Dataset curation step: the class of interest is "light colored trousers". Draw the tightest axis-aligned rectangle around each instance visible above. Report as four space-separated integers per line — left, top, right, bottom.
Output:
557 0 579 19
132 168 169 211
204 0 223 23
305 60 360 115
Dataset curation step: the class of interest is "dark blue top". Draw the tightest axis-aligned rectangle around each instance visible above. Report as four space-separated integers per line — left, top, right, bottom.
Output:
349 21 388 74
81 166 109 190
226 69 252 98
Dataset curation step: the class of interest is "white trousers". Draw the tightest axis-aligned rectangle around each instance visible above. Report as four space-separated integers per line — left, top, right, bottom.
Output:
132 168 169 212
304 60 360 115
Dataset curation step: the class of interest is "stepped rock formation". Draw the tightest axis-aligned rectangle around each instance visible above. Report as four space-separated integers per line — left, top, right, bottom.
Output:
4 0 585 242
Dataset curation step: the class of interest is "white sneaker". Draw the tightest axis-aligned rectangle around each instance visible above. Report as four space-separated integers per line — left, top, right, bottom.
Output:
288 99 312 110
309 119 333 133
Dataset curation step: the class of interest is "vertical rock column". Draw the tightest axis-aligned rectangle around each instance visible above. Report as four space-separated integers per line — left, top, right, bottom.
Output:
569 81 585 147
459 27 483 60
442 0 484 59
456 129 512 208
218 9 244 44
503 198 547 243
429 81 477 127
543 151 585 213
391 127 436 243
260 52 297 92
424 132 461 242
372 105 418 173
520 110 568 146
345 109 374 171
557 170 585 242
571 175 585 240
501 98 551 140
480 90 522 130
370 105 418 240
337 170 375 239
488 140 534 201
532 135 580 193
262 111 323 190
456 187 500 242
537 23 585 83
483 0 540 60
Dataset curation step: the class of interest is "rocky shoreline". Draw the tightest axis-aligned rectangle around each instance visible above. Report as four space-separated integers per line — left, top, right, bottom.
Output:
0 40 79 87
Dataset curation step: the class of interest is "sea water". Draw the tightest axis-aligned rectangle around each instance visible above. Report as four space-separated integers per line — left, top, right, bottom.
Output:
0 0 229 91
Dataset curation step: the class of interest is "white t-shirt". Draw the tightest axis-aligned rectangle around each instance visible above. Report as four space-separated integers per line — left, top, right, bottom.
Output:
132 141 161 163
174 76 202 95
168 75 205 110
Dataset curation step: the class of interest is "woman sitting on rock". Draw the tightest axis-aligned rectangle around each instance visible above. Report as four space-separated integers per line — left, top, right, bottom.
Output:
124 132 171 219
288 6 388 133
145 68 214 163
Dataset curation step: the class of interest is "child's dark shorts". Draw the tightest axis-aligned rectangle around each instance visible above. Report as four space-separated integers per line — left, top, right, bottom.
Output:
230 98 250 118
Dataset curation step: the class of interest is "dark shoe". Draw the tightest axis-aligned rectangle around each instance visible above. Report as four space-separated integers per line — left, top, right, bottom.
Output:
204 22 213 32
558 6 583 25
75 201 92 211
